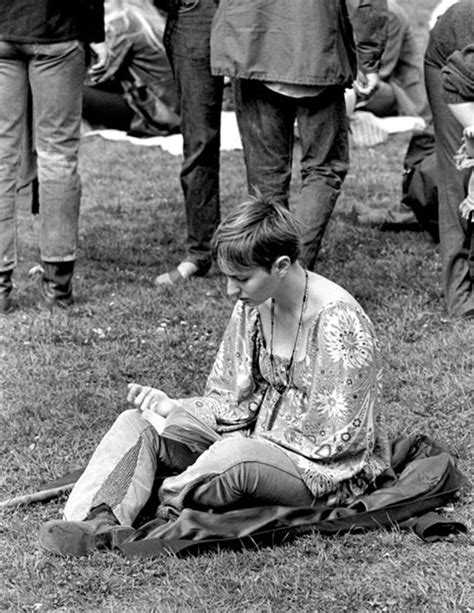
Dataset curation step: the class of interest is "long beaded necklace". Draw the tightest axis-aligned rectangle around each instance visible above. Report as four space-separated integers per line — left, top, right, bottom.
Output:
269 270 309 395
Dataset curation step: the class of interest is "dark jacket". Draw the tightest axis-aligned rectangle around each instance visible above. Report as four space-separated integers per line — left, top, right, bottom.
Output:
0 0 104 44
425 0 474 103
210 0 388 87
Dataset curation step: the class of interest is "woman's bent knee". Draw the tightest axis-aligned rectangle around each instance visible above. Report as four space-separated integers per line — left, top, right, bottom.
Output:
111 409 150 434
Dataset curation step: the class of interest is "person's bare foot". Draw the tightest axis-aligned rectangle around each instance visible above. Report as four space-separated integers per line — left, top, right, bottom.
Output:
155 261 210 286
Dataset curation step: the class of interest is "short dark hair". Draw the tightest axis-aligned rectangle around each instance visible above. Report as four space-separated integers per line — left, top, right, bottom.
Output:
212 192 301 272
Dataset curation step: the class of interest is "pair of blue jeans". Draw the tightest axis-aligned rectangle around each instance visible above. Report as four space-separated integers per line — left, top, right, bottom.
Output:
63 409 313 526
165 0 223 270
424 58 473 317
234 80 349 271
0 40 85 273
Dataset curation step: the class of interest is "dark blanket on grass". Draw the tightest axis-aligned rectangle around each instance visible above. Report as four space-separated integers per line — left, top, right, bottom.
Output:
120 435 469 558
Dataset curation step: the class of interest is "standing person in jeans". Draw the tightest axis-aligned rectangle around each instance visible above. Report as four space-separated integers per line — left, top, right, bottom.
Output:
424 0 474 319
210 0 388 271
0 1 105 313
154 0 223 285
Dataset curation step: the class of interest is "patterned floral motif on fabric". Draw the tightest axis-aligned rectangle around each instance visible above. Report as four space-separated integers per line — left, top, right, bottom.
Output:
179 300 390 503
180 302 268 430
323 307 375 369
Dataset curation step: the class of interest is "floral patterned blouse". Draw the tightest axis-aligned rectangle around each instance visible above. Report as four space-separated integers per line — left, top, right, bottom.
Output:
180 299 391 505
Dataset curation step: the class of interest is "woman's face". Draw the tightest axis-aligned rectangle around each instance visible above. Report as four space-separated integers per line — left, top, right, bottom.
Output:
220 262 279 307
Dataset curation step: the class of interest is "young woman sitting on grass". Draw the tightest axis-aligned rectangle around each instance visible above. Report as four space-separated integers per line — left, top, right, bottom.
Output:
39 195 391 557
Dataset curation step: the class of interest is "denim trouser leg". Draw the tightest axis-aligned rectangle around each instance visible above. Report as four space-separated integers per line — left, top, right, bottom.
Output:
166 0 223 269
234 79 295 207
159 437 314 513
0 41 85 270
234 80 348 270
29 41 86 263
64 412 313 526
0 53 28 272
296 87 349 269
425 62 473 316
64 410 199 526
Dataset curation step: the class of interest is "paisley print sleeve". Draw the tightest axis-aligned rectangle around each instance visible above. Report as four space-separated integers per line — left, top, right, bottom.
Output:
179 301 268 431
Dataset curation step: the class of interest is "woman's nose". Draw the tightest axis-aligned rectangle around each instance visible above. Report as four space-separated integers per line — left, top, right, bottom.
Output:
226 277 240 297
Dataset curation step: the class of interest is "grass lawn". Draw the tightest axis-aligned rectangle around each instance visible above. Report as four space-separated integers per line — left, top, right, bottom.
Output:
1 1 473 611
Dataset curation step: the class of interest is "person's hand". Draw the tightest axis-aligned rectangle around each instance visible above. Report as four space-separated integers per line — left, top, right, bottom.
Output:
89 42 107 75
127 383 178 417
464 126 474 139
353 71 381 101
464 126 474 157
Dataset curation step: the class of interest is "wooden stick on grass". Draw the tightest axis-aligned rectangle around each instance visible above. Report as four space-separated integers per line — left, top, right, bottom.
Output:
0 468 83 510
0 484 76 510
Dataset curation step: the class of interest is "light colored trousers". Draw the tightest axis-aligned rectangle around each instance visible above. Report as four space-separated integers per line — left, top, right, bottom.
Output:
64 409 313 526
0 40 85 272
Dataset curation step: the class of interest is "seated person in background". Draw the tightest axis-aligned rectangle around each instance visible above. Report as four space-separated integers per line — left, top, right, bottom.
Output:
346 0 430 122
83 0 180 136
351 123 439 234
39 195 390 557
349 0 436 230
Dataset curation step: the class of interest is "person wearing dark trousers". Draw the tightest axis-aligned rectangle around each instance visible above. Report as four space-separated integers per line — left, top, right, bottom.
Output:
154 0 224 285
0 1 105 313
210 0 388 271
424 0 474 319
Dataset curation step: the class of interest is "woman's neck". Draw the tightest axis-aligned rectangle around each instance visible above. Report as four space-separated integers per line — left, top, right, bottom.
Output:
272 263 307 316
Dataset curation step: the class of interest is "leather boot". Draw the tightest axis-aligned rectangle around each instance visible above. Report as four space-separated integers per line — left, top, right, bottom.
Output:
39 260 75 309
0 269 14 314
38 507 134 557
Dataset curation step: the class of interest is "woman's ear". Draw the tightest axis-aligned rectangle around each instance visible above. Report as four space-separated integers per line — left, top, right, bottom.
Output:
272 256 291 277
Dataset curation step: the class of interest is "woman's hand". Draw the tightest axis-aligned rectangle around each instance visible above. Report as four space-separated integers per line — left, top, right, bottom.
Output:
127 383 178 417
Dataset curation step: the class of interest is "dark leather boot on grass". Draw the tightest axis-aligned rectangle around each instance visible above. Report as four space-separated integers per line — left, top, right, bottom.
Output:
0 270 14 314
35 261 75 309
38 508 134 557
